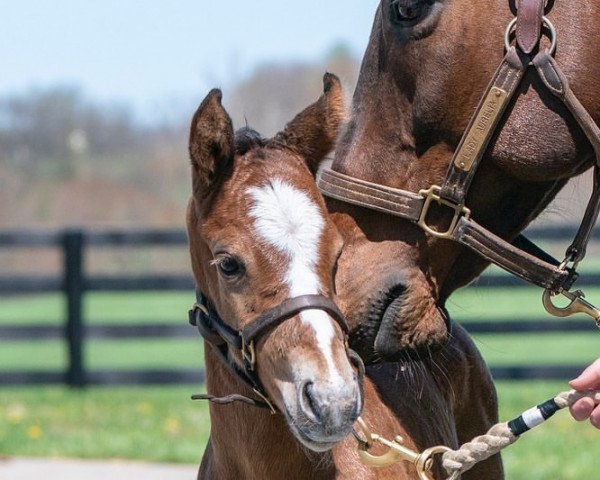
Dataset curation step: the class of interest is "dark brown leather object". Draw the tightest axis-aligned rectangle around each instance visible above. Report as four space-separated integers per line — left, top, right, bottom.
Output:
242 294 349 344
516 0 545 54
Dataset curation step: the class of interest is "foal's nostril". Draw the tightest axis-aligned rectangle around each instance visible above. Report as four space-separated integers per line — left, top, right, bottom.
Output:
299 381 322 423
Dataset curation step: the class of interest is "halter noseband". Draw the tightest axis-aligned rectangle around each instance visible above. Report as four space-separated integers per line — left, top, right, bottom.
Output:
189 289 357 412
319 1 600 327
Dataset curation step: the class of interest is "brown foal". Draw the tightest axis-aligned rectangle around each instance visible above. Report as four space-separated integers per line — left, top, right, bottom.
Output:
187 75 455 479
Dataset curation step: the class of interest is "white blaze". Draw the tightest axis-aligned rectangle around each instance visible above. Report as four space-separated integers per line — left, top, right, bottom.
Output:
248 180 341 382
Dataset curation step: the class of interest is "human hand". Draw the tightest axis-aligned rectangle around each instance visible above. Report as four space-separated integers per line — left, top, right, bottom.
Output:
569 358 600 428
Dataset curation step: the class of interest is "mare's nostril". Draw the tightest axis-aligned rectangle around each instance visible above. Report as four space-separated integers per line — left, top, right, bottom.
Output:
299 381 322 424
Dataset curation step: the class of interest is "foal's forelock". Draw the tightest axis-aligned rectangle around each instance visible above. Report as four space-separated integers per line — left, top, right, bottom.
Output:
247 179 344 384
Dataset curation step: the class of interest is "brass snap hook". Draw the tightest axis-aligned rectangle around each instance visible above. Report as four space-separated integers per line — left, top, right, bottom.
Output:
542 289 600 328
354 417 452 480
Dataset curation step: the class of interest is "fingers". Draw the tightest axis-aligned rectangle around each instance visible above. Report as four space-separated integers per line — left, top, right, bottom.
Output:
569 399 600 428
569 397 595 421
569 358 600 429
592 405 600 428
569 358 600 391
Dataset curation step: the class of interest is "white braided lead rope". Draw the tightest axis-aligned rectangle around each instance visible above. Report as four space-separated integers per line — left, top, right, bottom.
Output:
441 389 600 479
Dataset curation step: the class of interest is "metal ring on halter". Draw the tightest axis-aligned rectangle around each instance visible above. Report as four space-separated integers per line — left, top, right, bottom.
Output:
504 16 557 55
415 445 454 480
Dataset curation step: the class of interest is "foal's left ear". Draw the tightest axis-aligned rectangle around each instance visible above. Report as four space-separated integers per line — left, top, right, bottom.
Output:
273 73 345 176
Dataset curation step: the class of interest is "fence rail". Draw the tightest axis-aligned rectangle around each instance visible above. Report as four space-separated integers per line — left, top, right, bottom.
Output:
0 228 196 387
0 227 597 386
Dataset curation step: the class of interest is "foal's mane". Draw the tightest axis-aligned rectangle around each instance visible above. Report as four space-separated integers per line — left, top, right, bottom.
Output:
234 127 266 155
235 127 294 159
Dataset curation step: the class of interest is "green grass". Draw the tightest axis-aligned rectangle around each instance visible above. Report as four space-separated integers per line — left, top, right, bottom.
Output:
0 292 193 326
448 284 600 321
470 333 598 365
1 291 599 478
497 381 600 480
0 387 209 464
0 292 204 371
0 382 598 478
0 339 204 371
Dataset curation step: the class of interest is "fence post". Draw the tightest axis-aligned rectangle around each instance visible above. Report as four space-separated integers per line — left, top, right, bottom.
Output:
63 229 86 387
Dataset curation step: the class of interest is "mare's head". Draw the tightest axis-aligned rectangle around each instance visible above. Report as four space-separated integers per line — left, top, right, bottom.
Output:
330 1 600 360
187 74 362 451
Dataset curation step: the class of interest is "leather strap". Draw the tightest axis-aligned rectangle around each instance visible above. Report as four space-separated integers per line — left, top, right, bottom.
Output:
189 294 267 403
319 168 423 220
191 393 272 410
189 296 241 349
242 294 349 345
440 47 528 206
453 218 577 291
533 51 600 262
190 291 349 351
516 0 545 54
319 168 578 291
570 166 600 262
189 289 351 412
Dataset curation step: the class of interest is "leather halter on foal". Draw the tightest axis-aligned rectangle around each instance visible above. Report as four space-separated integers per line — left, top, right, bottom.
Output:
319 0 600 327
189 290 358 412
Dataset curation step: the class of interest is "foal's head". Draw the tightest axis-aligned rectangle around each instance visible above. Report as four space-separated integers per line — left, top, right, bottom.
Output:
187 74 361 451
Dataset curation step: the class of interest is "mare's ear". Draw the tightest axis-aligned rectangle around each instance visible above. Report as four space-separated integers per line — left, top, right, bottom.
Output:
189 89 234 200
274 73 345 176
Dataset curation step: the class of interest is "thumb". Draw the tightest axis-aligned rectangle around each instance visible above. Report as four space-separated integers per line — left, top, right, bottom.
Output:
570 358 600 390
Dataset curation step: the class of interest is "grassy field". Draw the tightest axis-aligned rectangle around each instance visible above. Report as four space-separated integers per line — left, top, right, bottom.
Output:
1 382 598 479
0 386 209 464
1 289 599 478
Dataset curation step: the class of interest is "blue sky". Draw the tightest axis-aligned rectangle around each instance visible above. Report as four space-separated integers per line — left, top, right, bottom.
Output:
4 1 378 121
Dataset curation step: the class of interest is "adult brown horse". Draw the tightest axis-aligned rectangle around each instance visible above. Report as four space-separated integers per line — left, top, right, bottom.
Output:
187 75 460 480
325 0 600 355
317 0 600 477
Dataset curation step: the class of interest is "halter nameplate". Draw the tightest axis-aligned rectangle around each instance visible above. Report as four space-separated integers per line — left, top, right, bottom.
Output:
453 86 508 172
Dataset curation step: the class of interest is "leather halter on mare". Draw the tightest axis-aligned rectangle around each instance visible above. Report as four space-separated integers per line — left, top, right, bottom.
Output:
319 0 600 327
189 290 359 412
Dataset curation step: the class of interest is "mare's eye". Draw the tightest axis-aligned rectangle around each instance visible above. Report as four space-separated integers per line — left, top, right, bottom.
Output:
390 0 424 24
216 255 244 278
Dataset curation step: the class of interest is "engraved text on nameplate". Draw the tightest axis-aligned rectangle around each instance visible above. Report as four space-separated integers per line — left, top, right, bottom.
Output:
454 86 508 171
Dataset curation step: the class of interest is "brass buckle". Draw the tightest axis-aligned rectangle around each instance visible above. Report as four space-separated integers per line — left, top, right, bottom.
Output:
418 185 471 239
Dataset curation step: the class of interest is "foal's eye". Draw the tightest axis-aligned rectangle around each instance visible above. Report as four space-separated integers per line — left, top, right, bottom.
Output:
390 0 425 25
215 255 244 278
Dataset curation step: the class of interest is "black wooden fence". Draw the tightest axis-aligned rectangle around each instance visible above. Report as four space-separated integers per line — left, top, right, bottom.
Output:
0 227 597 386
0 228 201 387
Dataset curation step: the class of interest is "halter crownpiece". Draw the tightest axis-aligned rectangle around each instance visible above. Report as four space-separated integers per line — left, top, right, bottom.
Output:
319 0 600 328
